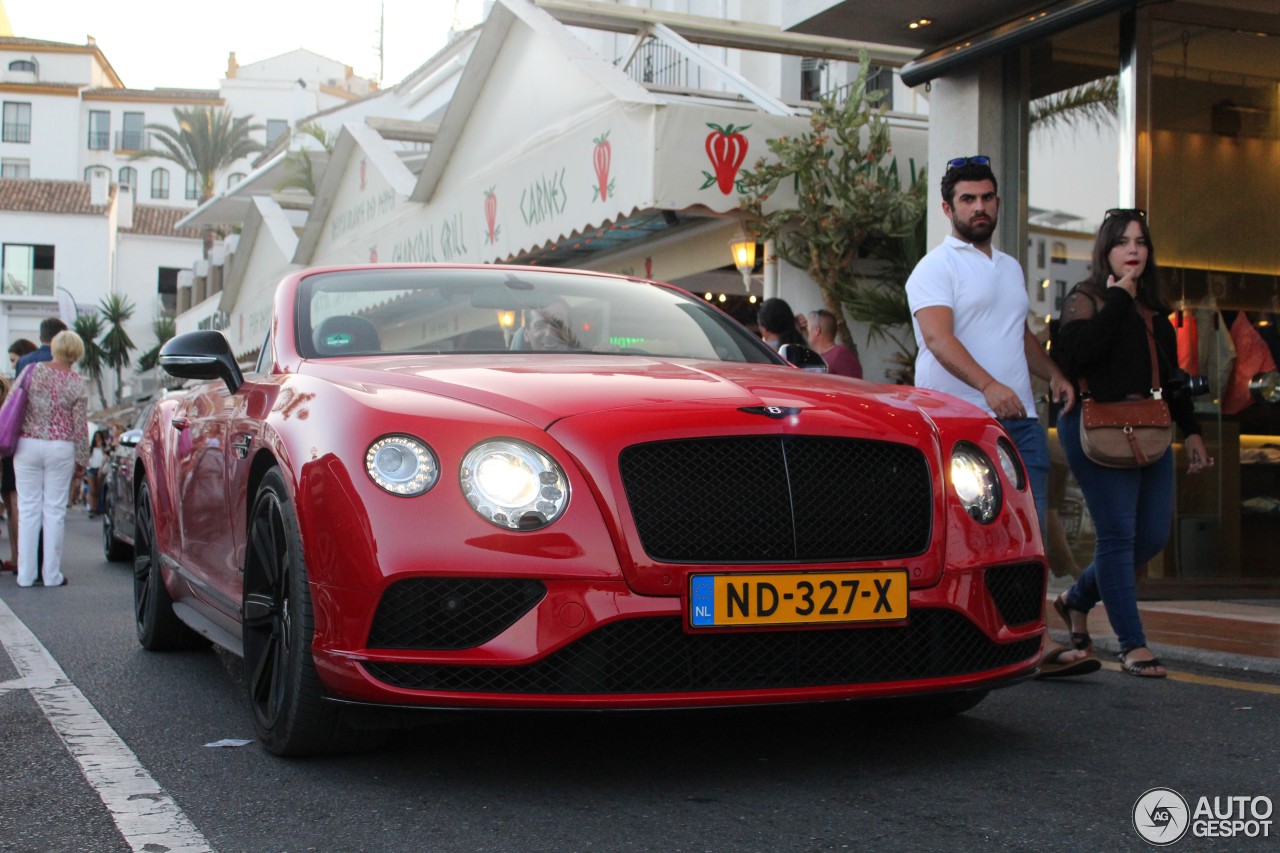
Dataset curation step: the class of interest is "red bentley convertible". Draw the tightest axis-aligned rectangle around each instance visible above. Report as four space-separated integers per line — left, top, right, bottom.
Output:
139 264 1047 755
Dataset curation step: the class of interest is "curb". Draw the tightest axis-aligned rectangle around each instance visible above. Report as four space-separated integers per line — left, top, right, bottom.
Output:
1048 630 1280 678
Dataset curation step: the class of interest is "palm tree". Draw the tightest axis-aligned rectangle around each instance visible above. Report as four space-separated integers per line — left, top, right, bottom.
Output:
1030 77 1118 134
278 122 336 197
73 312 109 409
136 312 176 373
98 294 136 404
137 106 265 254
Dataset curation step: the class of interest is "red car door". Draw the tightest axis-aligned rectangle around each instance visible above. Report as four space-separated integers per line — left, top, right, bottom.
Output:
171 382 240 621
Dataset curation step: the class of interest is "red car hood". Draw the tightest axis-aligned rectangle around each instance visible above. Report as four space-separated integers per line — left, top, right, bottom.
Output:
305 354 964 430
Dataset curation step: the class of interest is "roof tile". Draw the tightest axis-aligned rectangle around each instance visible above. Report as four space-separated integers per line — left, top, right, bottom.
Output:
122 204 203 239
0 178 113 215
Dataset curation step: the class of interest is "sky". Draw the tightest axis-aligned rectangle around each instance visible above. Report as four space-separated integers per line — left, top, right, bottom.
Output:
3 0 489 90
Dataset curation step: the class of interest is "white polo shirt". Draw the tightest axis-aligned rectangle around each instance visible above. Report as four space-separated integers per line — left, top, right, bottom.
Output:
906 235 1035 417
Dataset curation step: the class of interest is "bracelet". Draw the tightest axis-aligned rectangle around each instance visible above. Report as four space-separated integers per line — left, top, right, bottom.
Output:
980 379 996 393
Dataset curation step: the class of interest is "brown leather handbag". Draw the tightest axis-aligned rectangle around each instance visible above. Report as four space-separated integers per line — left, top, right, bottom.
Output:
1078 307 1173 468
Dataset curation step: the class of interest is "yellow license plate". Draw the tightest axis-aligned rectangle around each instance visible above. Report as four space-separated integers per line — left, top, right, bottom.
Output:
688 570 908 628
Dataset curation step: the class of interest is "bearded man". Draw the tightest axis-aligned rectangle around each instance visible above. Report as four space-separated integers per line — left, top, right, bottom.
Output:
905 155 1075 539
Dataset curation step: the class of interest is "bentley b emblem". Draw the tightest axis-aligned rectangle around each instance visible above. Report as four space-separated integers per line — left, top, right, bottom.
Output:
740 405 801 419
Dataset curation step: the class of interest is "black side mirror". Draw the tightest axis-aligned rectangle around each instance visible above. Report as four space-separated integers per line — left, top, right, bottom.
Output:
779 343 829 373
159 331 244 393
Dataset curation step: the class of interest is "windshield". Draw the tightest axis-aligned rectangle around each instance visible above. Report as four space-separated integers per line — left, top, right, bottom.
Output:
296 268 779 364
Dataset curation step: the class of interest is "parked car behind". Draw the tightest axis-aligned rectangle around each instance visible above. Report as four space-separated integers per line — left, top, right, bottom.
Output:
102 405 151 562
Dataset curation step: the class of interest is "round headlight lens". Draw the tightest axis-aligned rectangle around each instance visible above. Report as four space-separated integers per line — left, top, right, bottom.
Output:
461 440 569 530
995 437 1026 491
365 435 439 496
950 442 1002 524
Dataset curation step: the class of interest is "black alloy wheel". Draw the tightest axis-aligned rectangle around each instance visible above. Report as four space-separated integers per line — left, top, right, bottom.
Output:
242 469 343 756
133 481 197 650
102 490 131 562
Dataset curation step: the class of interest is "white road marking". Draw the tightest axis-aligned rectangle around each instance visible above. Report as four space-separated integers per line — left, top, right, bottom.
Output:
0 596 216 853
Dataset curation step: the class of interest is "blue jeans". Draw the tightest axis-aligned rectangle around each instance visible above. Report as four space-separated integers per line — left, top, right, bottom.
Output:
998 416 1049 538
1057 405 1173 652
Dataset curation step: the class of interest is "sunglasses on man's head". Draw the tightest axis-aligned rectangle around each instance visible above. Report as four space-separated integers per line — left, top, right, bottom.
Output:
945 155 991 171
1104 208 1147 220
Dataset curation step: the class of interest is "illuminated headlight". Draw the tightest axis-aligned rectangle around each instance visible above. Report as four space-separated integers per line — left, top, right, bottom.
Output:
950 442 1002 524
365 435 439 496
995 437 1026 491
461 440 569 530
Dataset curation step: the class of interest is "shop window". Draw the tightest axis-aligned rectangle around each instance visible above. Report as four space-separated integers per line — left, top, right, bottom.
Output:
0 158 29 178
151 168 169 199
1 243 54 296
88 110 110 150
2 101 31 143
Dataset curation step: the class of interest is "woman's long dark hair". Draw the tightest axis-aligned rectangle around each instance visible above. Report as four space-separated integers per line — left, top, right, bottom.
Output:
1080 210 1169 313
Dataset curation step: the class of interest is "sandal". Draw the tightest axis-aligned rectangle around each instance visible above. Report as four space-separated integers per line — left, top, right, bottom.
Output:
1119 651 1167 678
1052 593 1092 651
1036 647 1102 679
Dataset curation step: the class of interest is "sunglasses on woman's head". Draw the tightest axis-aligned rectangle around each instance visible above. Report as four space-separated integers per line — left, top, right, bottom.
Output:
945 155 990 171
1104 208 1147 220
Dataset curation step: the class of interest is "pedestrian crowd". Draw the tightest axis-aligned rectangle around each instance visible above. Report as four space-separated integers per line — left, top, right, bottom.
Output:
0 317 119 588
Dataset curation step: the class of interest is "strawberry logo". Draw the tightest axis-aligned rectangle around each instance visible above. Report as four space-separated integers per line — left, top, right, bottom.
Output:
483 186 500 245
701 122 750 195
592 131 614 203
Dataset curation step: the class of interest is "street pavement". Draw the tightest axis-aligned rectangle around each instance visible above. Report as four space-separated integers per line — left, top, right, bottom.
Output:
1 510 1278 852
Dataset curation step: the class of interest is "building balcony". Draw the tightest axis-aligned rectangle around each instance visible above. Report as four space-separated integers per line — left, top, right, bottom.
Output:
114 130 151 152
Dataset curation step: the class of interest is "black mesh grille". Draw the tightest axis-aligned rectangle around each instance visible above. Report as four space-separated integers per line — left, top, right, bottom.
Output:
984 563 1046 628
619 436 932 562
363 611 1039 694
368 578 546 650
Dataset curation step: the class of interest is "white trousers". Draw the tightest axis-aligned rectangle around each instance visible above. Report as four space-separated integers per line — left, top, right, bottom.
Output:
14 437 76 587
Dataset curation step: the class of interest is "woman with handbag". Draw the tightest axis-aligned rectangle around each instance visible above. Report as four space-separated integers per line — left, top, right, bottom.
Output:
1 339 37 573
1051 209 1213 677
13 330 89 588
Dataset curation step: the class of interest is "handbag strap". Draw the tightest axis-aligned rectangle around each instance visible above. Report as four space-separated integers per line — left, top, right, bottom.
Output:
1078 302 1162 400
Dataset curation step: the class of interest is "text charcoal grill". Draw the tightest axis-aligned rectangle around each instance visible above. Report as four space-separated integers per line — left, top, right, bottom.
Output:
618 436 932 562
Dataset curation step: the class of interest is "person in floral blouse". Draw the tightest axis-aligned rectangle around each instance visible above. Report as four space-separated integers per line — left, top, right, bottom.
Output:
13 330 89 588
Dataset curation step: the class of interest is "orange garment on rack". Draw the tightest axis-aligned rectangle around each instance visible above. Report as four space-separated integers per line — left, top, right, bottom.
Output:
1223 312 1276 415
1172 310 1199 374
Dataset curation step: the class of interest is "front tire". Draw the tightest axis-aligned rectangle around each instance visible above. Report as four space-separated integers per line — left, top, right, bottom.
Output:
134 482 198 650
242 469 344 757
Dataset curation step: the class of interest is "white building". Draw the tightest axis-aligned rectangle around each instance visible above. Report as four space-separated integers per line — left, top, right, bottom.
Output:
0 27 375 400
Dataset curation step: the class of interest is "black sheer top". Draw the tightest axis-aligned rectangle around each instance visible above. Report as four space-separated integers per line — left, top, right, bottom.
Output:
1053 284 1200 438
